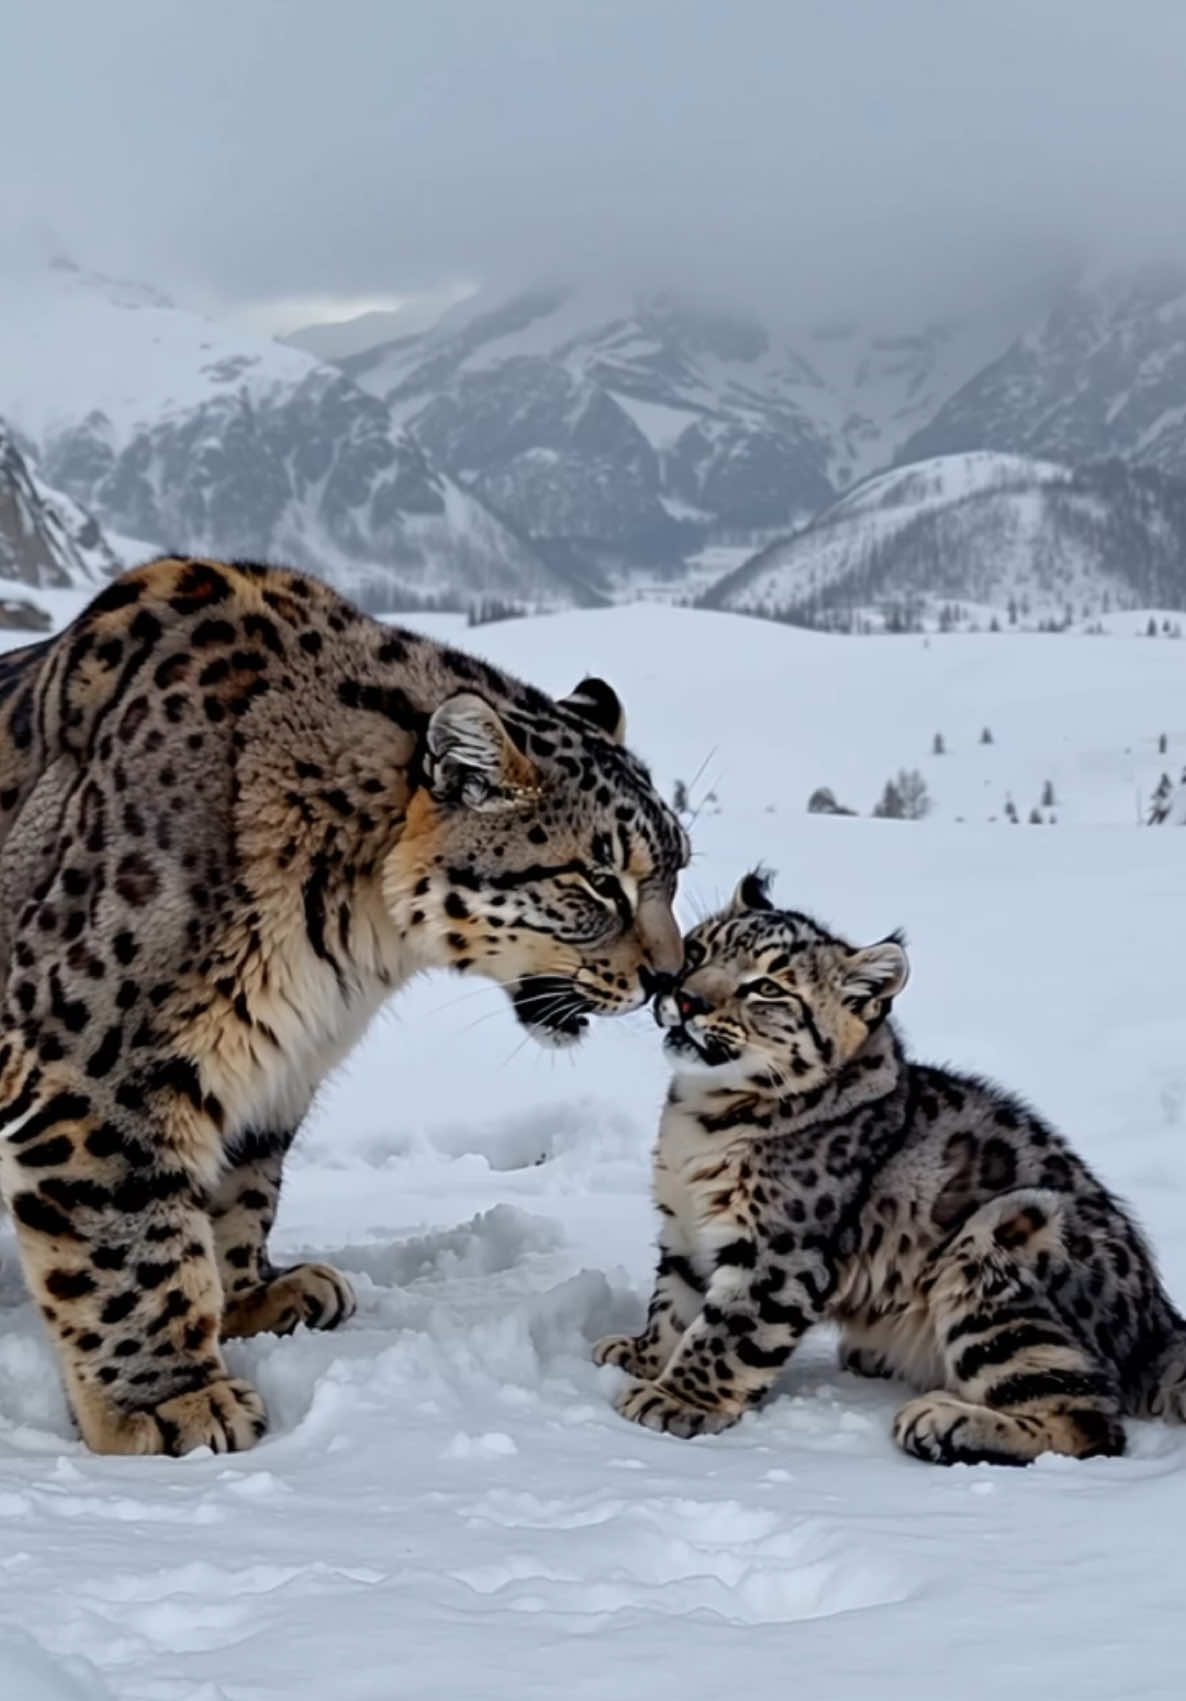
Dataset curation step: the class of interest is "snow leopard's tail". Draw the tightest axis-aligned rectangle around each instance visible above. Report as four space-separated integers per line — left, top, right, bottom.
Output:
1141 1316 1186 1423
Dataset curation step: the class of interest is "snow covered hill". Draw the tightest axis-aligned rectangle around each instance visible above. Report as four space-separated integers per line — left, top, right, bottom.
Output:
900 262 1186 479
0 255 579 612
704 451 1186 628
3 604 1186 1699
0 419 117 591
337 284 1026 586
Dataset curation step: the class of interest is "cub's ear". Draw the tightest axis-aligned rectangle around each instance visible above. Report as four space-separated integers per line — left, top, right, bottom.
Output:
842 932 909 1011
729 866 776 913
425 692 540 811
559 676 626 743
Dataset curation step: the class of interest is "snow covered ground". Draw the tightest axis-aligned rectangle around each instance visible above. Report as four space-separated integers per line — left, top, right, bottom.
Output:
2 604 1186 1699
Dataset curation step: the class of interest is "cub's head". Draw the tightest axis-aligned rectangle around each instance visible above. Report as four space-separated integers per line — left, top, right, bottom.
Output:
655 870 908 1091
385 676 688 1044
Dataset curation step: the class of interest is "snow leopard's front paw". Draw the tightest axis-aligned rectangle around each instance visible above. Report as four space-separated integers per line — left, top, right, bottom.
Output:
613 1379 739 1438
222 1262 356 1340
592 1332 666 1379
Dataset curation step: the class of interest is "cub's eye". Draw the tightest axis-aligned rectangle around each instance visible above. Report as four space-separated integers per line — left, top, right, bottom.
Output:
741 977 787 1001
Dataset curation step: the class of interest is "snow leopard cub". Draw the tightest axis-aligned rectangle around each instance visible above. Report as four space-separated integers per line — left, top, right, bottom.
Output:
595 871 1186 1464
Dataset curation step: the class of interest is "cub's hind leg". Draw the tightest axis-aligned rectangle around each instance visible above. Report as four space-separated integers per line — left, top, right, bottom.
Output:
0 1049 266 1456
593 1220 703 1379
214 1129 355 1340
894 1189 1124 1466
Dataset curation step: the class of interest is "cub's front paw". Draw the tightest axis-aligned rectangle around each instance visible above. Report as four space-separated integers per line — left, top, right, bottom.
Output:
613 1379 739 1439
592 1332 663 1378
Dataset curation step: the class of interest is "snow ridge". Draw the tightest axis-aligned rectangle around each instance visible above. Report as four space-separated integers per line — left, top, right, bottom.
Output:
0 419 117 590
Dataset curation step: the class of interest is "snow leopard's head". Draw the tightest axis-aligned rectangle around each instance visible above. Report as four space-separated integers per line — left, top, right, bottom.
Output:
384 673 688 1045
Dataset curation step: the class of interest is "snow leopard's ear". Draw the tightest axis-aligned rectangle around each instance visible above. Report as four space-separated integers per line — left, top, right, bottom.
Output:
425 692 541 811
559 677 626 744
842 932 910 1012
729 867 776 914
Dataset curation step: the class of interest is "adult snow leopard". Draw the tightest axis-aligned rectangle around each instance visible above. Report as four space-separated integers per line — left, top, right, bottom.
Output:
0 557 687 1455
595 872 1186 1464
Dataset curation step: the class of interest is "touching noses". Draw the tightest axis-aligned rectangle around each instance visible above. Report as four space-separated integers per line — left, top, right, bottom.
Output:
639 965 675 1000
675 988 710 1021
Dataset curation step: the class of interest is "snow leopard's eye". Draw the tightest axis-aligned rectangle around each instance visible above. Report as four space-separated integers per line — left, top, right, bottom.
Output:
588 871 622 902
740 977 788 1001
576 871 633 925
682 937 706 969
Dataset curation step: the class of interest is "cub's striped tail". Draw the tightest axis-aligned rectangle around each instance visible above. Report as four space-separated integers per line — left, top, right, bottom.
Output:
1141 1317 1186 1423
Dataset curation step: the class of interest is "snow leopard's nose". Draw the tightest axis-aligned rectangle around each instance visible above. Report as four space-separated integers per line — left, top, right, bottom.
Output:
675 989 710 1021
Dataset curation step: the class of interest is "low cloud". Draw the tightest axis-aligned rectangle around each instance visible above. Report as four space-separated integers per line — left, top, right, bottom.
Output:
2 1 1184 328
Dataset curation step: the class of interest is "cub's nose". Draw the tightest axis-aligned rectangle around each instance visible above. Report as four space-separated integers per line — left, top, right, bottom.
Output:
675 989 710 1020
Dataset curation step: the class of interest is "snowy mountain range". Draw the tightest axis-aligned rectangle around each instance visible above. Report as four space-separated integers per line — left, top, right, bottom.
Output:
339 284 1018 588
704 452 1186 629
5 250 1186 621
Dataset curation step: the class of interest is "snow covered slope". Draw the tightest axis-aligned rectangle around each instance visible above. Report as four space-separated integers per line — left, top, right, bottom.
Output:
0 255 579 611
796 308 1032 487
0 420 117 589
3 605 1186 1699
705 451 1186 627
0 254 314 449
900 262 1186 479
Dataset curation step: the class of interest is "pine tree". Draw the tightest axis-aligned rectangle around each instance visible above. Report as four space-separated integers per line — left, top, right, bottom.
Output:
1041 779 1056 808
932 732 945 756
1147 616 1158 637
673 780 689 814
980 726 993 745
1028 807 1042 824
1159 732 1168 755
1004 798 1019 824
872 779 904 820
1148 773 1174 825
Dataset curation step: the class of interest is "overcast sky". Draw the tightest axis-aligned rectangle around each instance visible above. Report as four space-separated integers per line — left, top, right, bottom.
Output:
3 1 1185 332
